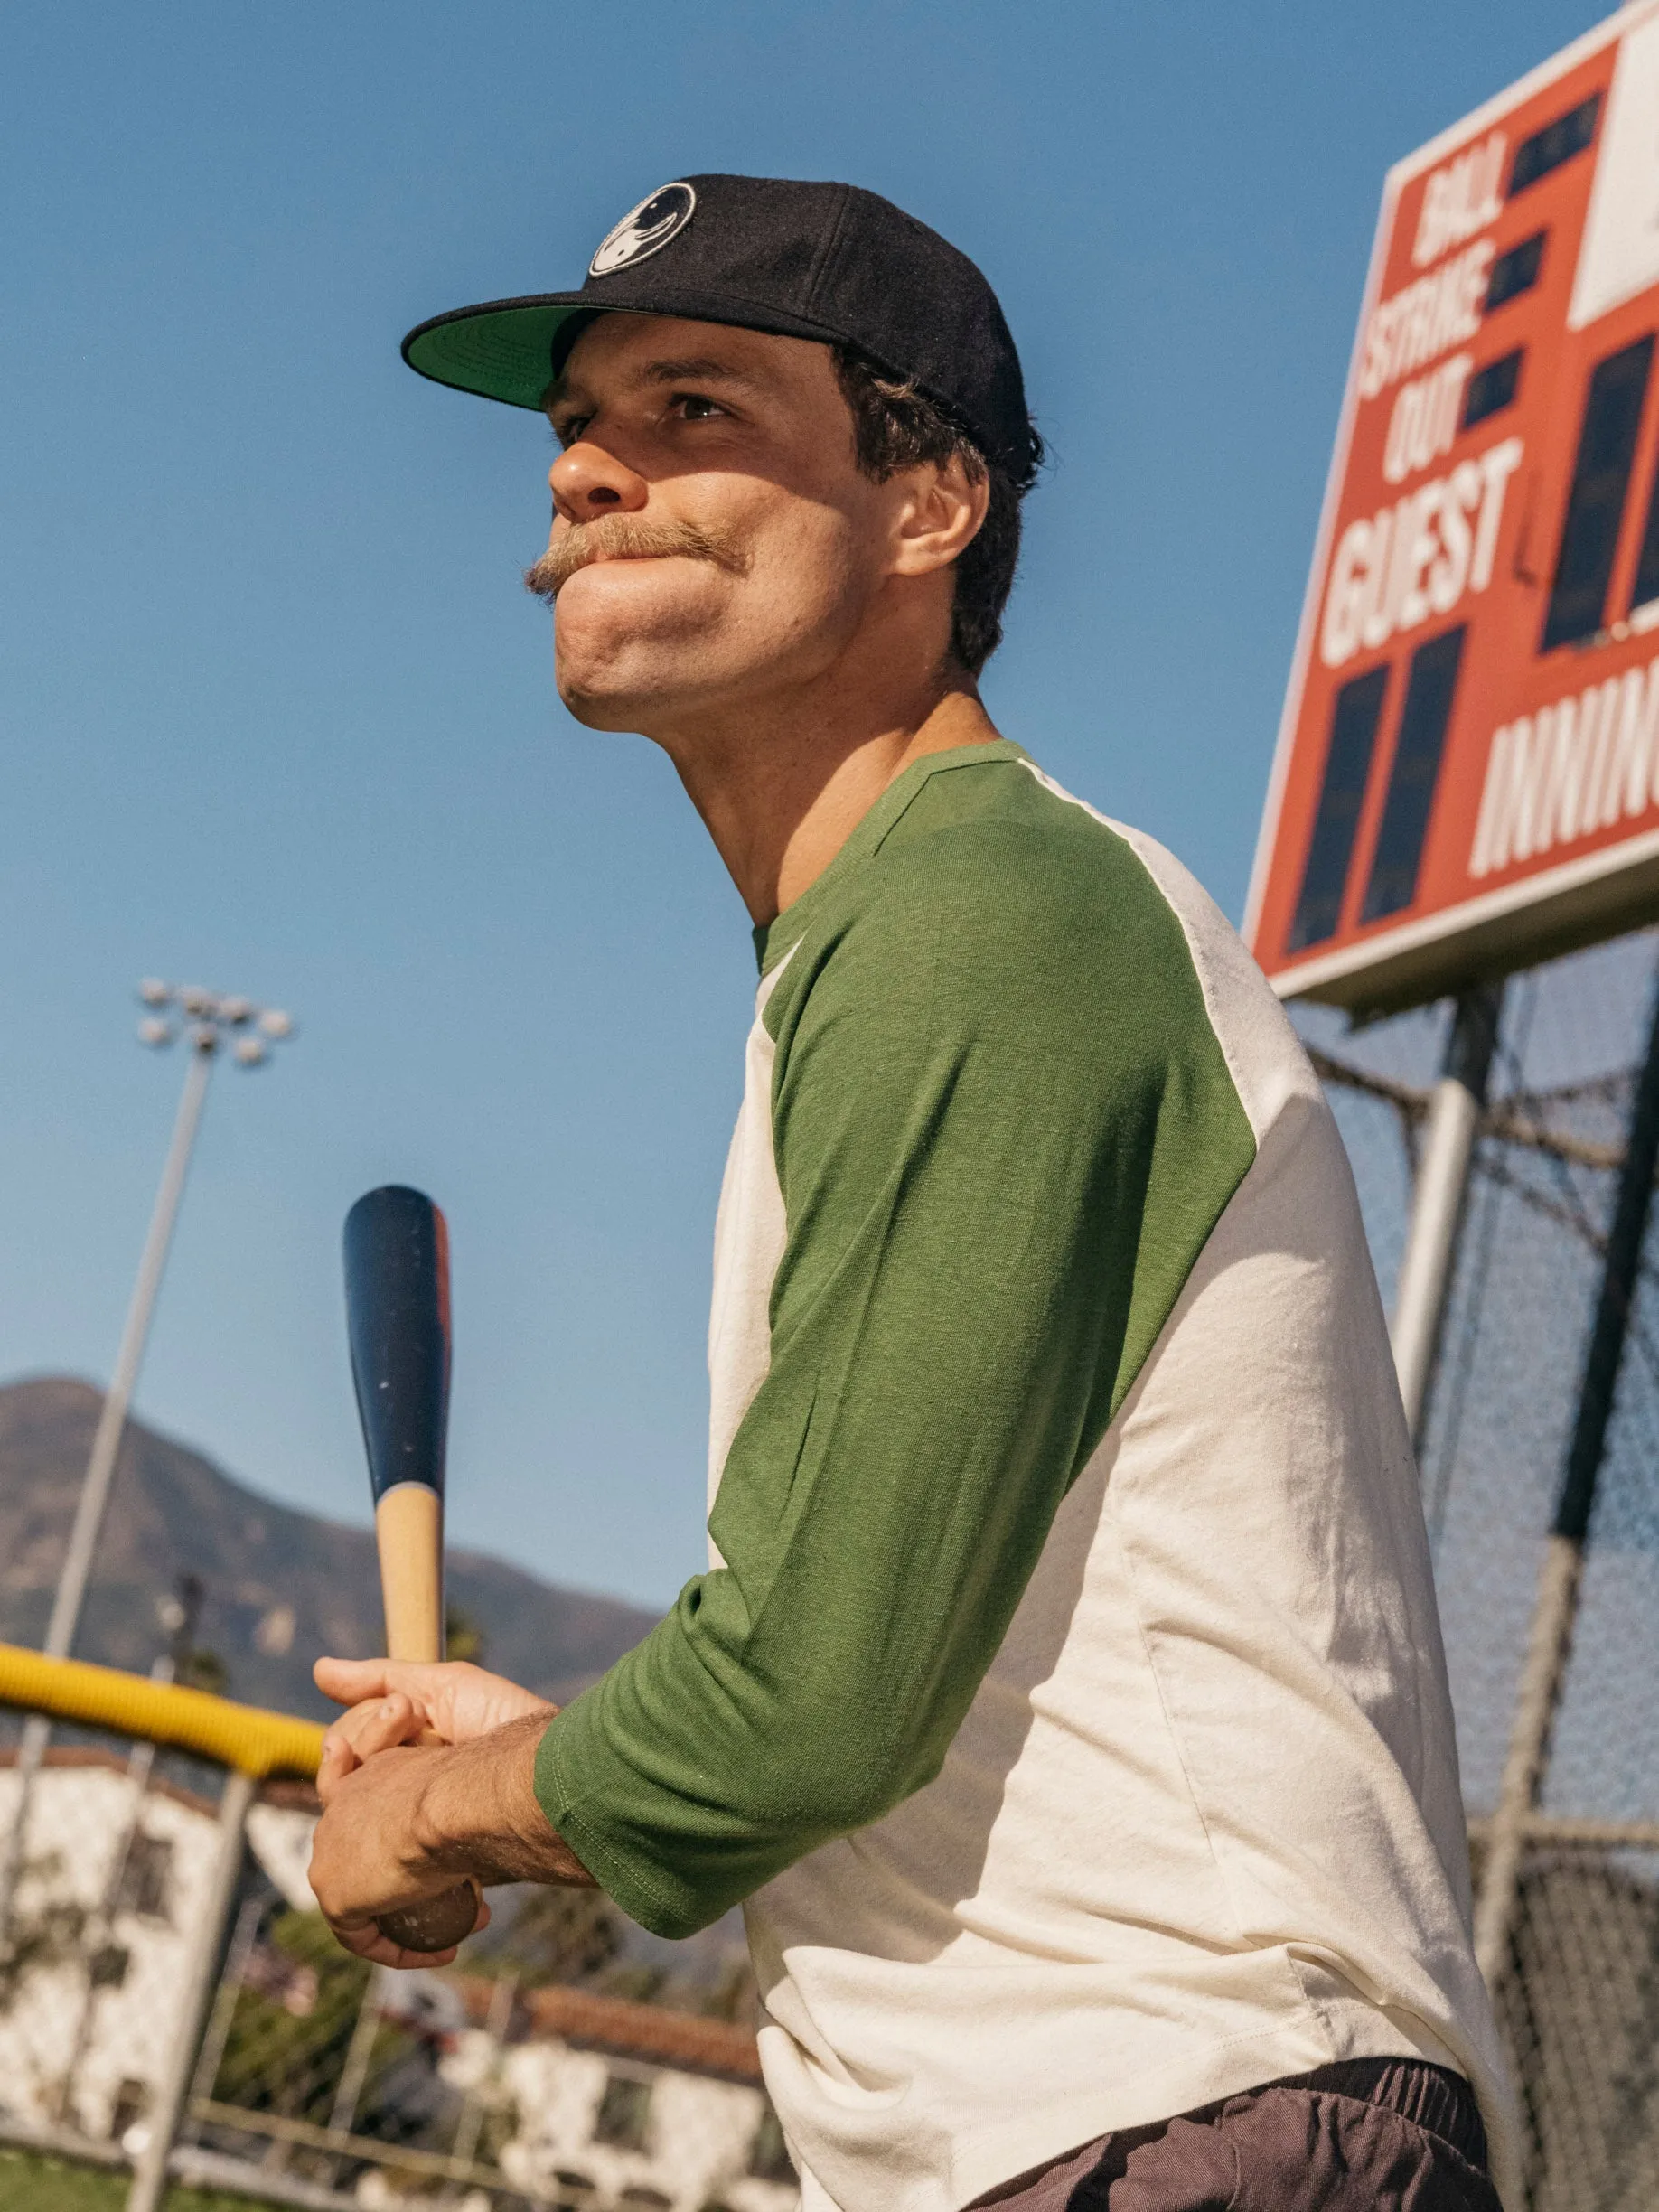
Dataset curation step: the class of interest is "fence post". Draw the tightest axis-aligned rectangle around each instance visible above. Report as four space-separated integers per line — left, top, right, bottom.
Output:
1473 957 1659 1986
126 1767 256 2212
1391 983 1504 1445
182 1890 264 2131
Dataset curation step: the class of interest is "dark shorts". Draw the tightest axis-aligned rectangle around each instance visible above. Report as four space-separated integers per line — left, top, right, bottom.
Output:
967 2058 1500 2211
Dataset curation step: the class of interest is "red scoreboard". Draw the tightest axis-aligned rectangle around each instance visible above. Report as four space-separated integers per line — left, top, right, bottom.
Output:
1248 4 1659 1012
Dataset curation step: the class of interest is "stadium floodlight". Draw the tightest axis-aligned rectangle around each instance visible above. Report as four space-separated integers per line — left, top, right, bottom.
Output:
136 981 295 1066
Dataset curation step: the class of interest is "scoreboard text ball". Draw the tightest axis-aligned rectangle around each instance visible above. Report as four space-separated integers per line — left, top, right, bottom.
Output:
1249 3 1659 1015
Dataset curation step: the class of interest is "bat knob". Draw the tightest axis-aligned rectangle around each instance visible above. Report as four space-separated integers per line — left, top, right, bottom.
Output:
376 1877 481 1954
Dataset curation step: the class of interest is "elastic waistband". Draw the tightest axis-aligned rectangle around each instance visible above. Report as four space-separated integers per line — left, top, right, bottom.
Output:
1272 2057 1487 2170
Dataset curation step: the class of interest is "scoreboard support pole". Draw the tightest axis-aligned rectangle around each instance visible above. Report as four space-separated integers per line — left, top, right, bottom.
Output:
1391 984 1504 1444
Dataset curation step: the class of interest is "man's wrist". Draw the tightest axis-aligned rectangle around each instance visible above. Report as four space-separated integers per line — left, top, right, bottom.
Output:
415 1709 595 1888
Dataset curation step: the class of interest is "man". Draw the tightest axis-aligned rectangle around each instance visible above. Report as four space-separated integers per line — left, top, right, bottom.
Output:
309 176 1514 2210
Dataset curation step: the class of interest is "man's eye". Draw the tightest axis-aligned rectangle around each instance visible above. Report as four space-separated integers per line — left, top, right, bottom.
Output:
674 393 724 421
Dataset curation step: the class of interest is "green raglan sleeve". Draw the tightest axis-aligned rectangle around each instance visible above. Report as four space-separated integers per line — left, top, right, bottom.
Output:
533 811 1255 1938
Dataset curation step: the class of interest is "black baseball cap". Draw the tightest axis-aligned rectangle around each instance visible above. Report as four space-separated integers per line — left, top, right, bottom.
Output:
401 174 1039 488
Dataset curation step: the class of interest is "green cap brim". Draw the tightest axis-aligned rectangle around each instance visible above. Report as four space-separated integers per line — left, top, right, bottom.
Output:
401 297 598 411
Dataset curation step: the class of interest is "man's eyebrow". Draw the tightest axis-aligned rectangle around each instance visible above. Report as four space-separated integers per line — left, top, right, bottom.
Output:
633 356 762 388
546 356 764 412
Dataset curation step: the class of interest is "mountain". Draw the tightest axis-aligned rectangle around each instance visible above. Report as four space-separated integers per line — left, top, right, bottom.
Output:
0 1377 661 1722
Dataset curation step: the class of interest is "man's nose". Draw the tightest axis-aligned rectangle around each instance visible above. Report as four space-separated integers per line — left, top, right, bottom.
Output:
549 441 649 522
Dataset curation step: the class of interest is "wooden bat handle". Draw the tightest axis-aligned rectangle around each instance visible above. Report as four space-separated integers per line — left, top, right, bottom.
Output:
372 1484 481 1952
375 1484 445 1664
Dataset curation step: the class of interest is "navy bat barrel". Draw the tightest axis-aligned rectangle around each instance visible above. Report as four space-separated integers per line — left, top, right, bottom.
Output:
343 1186 451 1504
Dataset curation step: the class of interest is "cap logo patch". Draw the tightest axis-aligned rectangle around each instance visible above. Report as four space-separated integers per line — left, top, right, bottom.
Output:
589 183 697 277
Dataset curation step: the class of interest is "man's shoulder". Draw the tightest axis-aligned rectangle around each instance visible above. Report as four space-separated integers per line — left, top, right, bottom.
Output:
879 746 1127 860
858 751 1233 1008
766 748 1315 1140
868 750 1168 933
766 752 1223 1054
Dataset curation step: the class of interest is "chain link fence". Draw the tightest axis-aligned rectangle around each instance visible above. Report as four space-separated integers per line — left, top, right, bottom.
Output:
180 1889 793 2212
1296 927 1659 2211
0 1741 797 2212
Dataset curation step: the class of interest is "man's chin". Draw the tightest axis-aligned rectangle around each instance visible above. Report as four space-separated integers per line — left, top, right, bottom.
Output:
556 682 652 735
554 651 686 733
554 619 728 734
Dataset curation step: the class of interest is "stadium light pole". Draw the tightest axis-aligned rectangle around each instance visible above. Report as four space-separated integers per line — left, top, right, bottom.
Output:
0 983 295 1947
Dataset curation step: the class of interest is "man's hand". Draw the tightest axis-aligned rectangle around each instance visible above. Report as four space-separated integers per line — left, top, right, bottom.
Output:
308 1658 595 1970
314 1656 553 1792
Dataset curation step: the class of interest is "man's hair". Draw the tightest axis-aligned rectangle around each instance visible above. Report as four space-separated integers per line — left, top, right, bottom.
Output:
832 344 1041 678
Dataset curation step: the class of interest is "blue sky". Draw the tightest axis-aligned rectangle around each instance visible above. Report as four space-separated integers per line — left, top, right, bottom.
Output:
0 2 1607 1610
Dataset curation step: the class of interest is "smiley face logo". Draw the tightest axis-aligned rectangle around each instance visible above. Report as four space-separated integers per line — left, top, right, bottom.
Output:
588 183 698 277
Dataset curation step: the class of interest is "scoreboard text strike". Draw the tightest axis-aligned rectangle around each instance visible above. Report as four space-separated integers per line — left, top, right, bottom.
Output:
1248 3 1659 1014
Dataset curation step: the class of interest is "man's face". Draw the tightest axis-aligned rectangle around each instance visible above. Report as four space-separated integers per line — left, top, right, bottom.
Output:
531 315 907 732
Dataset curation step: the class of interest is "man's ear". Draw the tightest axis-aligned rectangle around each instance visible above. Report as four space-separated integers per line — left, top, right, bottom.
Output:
887 454 990 579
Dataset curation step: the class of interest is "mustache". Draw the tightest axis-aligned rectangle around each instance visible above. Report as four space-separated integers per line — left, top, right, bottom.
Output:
523 515 751 602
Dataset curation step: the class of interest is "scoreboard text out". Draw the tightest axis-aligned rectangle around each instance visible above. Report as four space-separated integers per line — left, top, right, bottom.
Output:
1248 3 1659 1012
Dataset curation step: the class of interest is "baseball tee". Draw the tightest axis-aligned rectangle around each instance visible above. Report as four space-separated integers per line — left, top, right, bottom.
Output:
534 741 1515 2212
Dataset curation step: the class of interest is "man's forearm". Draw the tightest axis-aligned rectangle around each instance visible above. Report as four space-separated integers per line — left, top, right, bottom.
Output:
414 1711 595 1887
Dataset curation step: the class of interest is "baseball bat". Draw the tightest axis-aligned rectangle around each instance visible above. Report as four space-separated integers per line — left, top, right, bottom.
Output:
343 1184 480 1953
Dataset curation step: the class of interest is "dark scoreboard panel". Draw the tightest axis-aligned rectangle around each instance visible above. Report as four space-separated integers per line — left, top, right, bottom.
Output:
1249 4 1659 1014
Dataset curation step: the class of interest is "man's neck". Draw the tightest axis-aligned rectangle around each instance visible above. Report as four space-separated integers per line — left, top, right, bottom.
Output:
653 680 1004 926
